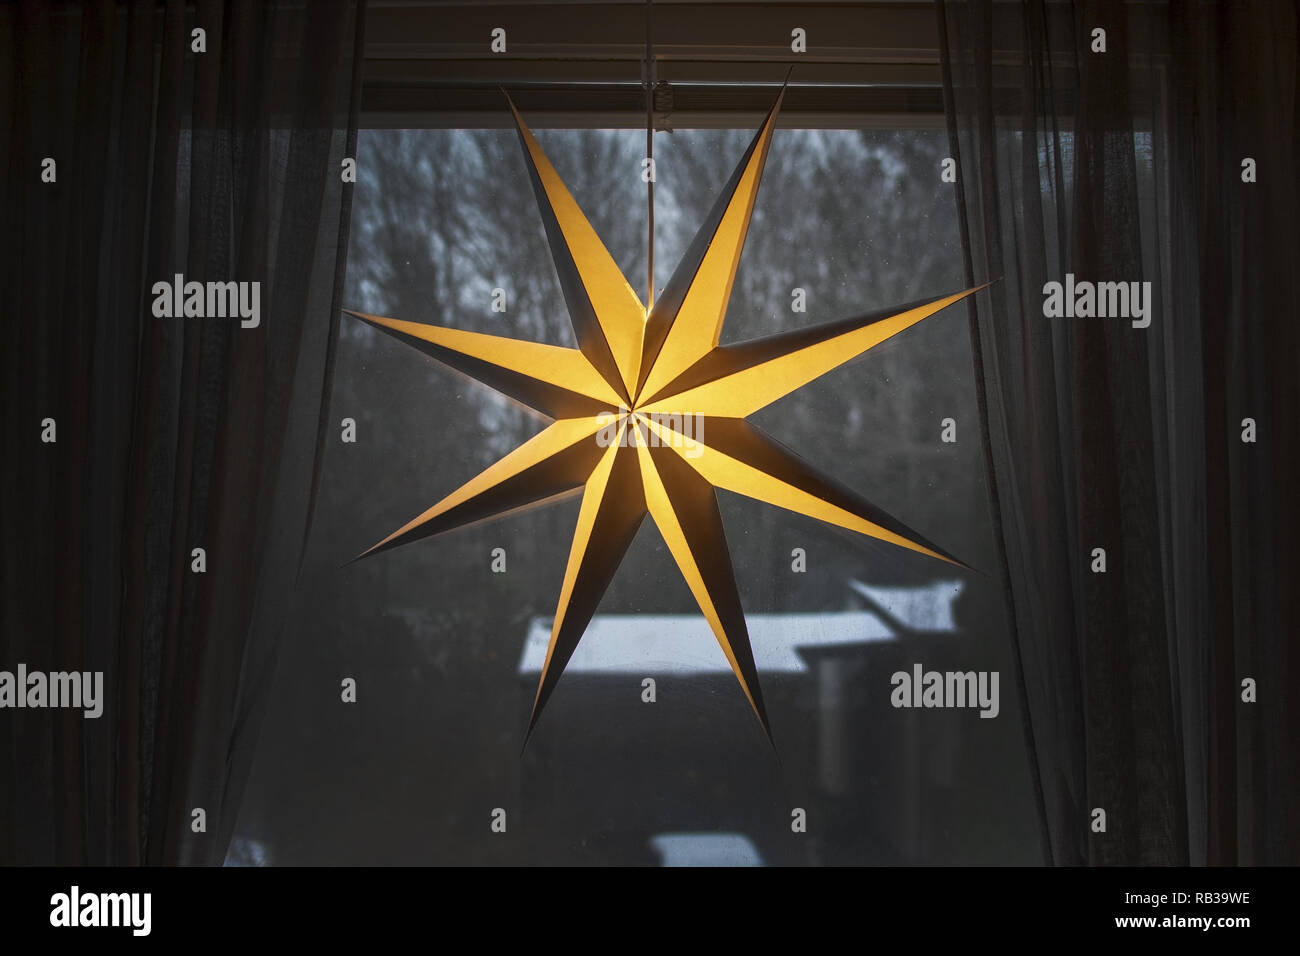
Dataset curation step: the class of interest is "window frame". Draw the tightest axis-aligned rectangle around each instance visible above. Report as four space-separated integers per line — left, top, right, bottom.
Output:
359 0 949 130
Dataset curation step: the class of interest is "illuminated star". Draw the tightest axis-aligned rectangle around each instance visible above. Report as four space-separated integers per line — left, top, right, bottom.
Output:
346 91 984 746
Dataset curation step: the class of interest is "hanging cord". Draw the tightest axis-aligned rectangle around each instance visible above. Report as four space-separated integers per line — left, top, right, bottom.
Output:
644 0 655 311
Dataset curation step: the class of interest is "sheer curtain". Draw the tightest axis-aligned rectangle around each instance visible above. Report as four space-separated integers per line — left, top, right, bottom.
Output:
0 0 366 864
937 0 1298 864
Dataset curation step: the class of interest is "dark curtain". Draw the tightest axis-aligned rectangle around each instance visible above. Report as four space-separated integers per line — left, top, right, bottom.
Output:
0 0 366 864
937 0 1298 864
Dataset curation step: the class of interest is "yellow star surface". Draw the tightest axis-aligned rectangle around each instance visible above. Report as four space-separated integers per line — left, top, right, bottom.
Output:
347 92 984 745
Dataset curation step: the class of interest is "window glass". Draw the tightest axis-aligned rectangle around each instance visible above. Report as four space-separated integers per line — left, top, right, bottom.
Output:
231 125 1040 865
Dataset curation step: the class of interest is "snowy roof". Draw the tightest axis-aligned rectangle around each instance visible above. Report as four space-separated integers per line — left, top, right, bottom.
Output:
517 579 962 675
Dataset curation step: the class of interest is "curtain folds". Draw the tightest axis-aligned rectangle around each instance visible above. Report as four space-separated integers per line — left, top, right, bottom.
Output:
937 0 1298 864
0 0 366 864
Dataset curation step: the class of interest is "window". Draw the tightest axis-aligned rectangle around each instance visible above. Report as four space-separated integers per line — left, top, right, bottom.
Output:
231 1 1040 866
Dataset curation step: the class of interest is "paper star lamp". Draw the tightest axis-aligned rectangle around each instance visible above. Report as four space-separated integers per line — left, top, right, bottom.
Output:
346 91 983 746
